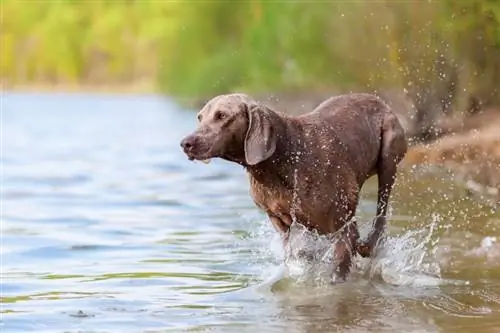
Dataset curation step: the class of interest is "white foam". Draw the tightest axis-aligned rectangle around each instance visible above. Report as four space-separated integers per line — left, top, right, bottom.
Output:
247 212 464 290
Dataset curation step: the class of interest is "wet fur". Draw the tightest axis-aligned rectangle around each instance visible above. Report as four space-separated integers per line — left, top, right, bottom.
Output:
180 92 408 282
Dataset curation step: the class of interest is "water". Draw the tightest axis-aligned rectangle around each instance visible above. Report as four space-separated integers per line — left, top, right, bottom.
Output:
2 92 500 333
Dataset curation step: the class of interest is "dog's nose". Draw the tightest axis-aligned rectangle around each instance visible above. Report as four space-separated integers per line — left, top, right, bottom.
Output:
180 136 196 151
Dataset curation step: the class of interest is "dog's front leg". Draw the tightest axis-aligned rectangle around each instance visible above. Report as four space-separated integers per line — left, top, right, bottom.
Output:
331 221 359 283
268 214 291 255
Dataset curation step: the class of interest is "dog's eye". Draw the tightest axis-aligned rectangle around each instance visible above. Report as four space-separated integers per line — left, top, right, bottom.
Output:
214 111 226 121
197 114 202 122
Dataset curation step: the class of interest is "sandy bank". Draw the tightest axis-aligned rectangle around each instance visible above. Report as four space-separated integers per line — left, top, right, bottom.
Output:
402 110 500 205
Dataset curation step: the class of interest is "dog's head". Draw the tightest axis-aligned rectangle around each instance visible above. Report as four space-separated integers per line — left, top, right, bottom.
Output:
180 93 277 165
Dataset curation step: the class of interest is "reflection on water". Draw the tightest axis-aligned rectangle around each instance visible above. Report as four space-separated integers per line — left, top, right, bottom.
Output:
2 92 500 333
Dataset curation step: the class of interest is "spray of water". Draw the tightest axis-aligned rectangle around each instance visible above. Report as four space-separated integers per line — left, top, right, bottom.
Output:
243 210 464 293
360 212 443 287
233 158 477 294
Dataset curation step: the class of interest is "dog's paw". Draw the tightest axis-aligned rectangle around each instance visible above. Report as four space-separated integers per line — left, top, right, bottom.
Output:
356 239 372 258
330 276 347 285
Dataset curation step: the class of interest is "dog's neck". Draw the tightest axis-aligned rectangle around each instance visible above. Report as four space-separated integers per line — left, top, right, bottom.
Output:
245 112 304 188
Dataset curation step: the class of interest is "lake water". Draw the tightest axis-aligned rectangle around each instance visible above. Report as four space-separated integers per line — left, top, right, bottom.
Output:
2 92 500 333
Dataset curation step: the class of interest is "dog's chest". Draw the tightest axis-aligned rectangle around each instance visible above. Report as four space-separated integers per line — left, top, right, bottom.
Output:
248 176 295 214
247 174 323 223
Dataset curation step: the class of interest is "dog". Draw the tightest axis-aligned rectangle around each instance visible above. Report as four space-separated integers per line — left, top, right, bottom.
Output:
180 93 407 282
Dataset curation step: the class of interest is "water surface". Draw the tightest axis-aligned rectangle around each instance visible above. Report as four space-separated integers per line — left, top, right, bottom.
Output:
2 92 500 332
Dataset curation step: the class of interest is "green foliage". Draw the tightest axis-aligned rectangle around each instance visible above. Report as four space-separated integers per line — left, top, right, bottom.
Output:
1 0 179 85
158 0 500 108
2 0 499 111
441 0 500 109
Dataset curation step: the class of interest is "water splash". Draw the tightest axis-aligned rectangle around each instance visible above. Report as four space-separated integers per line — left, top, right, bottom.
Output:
245 212 462 291
360 213 443 287
284 222 338 284
289 168 300 225
465 236 500 264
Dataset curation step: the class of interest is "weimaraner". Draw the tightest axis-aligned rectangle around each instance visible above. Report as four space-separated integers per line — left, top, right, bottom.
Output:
180 93 407 282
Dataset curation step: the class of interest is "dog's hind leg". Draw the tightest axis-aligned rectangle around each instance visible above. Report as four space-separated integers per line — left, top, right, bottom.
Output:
357 113 407 258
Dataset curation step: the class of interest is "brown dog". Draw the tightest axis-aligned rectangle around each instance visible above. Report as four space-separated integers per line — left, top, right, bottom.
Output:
180 93 407 282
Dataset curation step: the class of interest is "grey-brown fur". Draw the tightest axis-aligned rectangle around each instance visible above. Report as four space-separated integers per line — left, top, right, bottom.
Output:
180 92 408 282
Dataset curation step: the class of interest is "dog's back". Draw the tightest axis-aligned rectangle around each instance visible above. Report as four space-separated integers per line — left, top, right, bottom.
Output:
298 93 393 185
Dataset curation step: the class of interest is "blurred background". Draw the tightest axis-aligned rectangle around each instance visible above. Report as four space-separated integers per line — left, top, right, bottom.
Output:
3 1 499 119
3 1 500 332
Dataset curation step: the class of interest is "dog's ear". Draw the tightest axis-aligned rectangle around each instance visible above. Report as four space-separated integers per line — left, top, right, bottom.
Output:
244 104 277 166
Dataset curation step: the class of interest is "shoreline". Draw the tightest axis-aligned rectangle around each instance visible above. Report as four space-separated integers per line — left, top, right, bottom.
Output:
1 82 159 95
